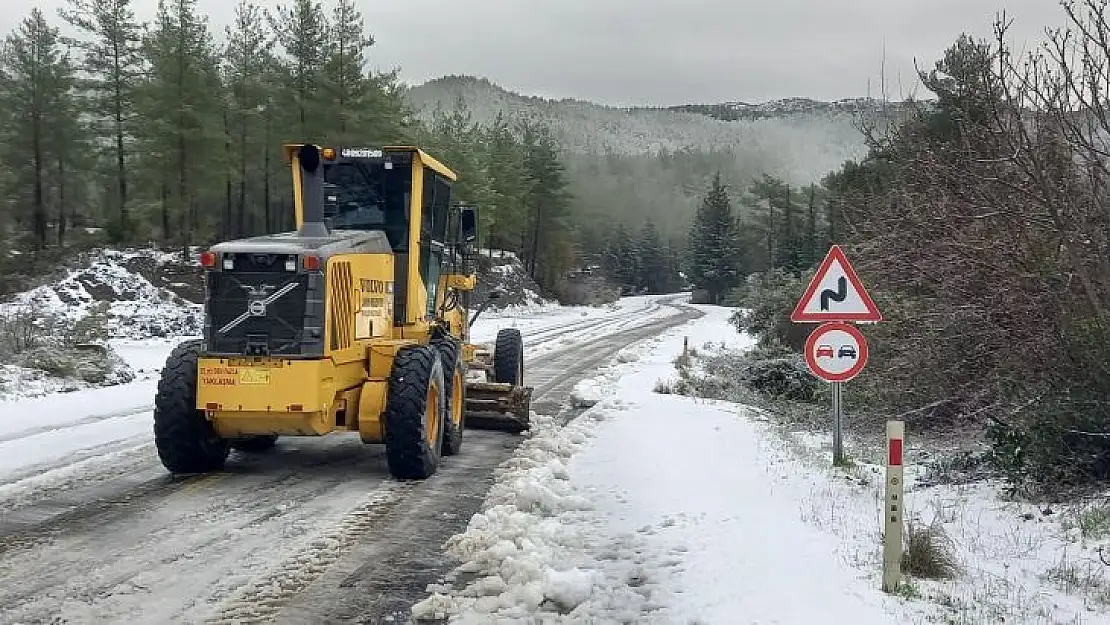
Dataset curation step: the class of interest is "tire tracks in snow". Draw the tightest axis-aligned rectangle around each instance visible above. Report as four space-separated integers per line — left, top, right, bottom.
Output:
0 404 153 445
203 482 410 625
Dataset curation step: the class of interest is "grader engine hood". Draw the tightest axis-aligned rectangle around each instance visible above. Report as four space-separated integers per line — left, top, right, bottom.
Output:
201 230 394 358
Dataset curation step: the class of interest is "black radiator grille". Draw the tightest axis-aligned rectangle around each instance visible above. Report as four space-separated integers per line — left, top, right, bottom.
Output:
206 271 309 356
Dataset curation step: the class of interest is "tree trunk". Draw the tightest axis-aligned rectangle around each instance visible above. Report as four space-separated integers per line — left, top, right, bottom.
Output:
161 180 170 243
237 113 247 237
223 108 233 238
57 154 67 246
528 201 542 280
32 106 46 250
264 107 272 232
114 47 128 237
806 184 817 264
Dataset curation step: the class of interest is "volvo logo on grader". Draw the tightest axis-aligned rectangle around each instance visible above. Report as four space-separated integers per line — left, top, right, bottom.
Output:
360 279 388 293
153 143 532 482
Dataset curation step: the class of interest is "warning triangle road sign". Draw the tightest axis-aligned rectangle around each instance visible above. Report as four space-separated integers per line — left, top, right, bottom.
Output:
791 245 882 322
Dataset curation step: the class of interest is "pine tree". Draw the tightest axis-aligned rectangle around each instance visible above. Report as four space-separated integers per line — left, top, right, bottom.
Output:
321 0 370 139
660 240 684 292
686 172 742 303
482 112 530 250
773 179 804 272
604 224 638 291
803 183 821 267
48 70 89 246
224 0 274 237
268 0 328 140
137 0 225 251
0 9 79 250
520 118 572 287
58 0 143 240
637 220 665 293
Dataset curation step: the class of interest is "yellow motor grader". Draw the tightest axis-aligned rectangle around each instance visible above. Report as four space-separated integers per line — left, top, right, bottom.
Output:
152 144 532 479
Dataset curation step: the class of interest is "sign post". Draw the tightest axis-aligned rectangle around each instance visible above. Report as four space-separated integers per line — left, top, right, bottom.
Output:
883 420 905 592
802 320 870 465
791 245 881 467
832 381 843 466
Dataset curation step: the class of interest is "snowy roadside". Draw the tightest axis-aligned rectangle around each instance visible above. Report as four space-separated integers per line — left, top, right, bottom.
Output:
411 305 1110 624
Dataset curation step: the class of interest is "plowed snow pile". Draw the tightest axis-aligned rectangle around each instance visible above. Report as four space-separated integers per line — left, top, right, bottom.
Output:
1 248 203 339
0 248 203 400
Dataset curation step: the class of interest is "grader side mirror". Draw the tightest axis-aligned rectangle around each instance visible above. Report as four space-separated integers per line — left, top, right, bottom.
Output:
460 206 478 245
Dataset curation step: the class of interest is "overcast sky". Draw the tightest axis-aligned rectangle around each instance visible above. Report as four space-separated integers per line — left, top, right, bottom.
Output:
0 0 1069 107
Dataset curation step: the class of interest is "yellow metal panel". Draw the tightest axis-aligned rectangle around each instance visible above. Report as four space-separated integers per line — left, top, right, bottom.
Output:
210 410 331 437
407 161 427 325
291 150 305 229
196 358 333 413
282 143 305 163
325 252 394 353
400 321 432 344
367 340 416 378
358 380 387 442
326 258 356 352
446 274 476 291
336 386 362 431
461 343 477 364
383 145 458 181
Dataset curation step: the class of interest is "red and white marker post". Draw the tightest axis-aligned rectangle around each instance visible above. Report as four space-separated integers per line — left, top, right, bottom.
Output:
883 420 905 592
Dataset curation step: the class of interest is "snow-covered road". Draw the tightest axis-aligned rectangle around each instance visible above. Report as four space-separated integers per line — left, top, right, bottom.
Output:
0 294 696 624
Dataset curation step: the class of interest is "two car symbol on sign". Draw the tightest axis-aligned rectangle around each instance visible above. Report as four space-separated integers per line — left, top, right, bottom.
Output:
816 344 857 360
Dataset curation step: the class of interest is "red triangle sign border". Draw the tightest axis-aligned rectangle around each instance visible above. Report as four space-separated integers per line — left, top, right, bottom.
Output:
790 245 882 322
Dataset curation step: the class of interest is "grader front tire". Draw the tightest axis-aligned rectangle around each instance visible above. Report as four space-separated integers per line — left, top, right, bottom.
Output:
493 328 524 385
153 339 230 474
434 338 466 457
383 345 447 480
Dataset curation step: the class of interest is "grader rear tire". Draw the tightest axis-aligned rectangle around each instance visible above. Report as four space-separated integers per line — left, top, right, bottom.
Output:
493 328 524 385
433 338 466 456
153 339 230 474
383 345 447 480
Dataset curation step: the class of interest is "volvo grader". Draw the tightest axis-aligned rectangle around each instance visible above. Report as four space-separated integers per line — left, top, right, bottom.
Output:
152 143 532 479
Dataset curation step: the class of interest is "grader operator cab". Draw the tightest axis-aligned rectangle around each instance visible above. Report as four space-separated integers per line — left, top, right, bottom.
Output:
152 144 532 479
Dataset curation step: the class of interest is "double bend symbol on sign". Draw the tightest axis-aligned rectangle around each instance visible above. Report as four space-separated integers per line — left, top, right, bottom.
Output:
791 245 882 323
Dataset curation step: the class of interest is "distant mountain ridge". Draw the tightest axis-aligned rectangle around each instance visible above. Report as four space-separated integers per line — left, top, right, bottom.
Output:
402 75 903 185
666 97 909 121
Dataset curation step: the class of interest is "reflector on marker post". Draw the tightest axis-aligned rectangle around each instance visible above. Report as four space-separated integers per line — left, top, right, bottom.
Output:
883 420 905 592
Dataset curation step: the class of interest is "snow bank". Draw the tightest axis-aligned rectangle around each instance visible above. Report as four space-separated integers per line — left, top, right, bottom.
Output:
411 406 679 624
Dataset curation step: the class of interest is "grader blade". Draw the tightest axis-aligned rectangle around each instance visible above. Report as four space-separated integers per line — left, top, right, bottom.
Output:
464 381 533 433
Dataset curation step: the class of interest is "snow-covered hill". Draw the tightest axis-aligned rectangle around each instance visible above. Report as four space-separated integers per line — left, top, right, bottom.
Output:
404 75 895 185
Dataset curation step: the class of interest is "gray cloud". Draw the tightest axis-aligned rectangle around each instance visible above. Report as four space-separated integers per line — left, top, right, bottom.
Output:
0 0 1068 106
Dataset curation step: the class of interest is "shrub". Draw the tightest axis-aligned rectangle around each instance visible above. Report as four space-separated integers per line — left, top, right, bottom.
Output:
680 345 822 404
725 268 817 351
901 520 960 580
